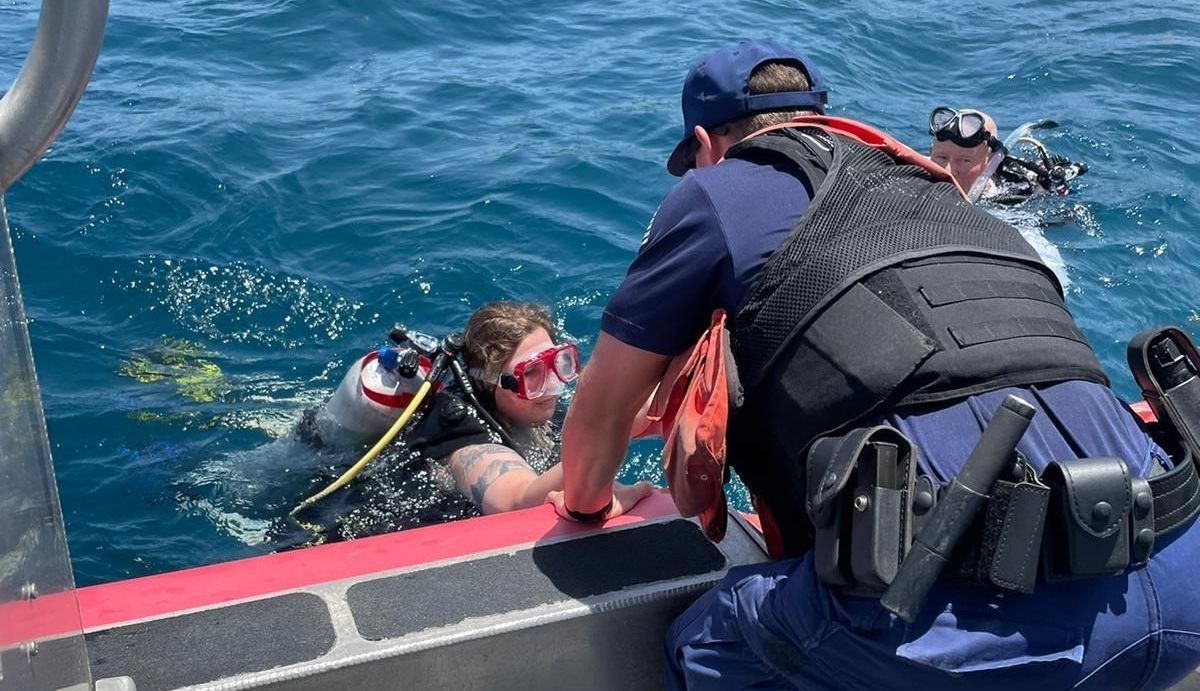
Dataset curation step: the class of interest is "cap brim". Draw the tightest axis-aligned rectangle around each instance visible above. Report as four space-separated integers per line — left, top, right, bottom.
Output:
666 135 695 176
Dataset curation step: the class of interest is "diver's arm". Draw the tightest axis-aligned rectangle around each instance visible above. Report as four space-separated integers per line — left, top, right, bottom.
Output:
448 447 650 515
513 463 565 509
448 443 544 514
559 331 670 515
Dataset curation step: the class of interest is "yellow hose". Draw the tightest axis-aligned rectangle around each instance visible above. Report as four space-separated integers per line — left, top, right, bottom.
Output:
290 380 433 517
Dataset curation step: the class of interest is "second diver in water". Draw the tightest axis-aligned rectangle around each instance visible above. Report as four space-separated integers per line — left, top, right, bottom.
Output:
928 106 1088 205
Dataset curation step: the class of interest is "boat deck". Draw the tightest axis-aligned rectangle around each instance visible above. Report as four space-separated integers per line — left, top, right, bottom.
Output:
74 492 768 691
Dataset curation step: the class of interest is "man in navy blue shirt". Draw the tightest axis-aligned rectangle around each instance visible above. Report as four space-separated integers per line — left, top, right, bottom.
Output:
554 42 826 524
600 128 814 355
556 41 1200 690
601 51 818 356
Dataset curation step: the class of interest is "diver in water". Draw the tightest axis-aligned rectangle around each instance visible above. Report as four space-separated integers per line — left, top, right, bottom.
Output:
928 107 1002 193
295 300 651 541
928 106 1087 205
419 300 651 515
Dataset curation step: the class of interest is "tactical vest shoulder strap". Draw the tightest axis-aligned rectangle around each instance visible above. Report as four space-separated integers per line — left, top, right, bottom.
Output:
727 124 1052 390
725 128 835 199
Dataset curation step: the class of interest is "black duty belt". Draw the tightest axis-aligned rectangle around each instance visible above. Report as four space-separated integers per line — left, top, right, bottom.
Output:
806 422 1200 607
945 449 1197 592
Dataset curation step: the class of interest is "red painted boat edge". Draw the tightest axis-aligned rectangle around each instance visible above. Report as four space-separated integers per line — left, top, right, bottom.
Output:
71 491 681 633
18 403 1158 645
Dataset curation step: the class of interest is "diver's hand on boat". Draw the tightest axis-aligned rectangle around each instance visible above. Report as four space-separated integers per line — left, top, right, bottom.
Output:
547 481 654 522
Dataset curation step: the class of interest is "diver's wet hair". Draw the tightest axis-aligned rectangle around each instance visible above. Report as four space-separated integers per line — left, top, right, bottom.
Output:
463 301 555 389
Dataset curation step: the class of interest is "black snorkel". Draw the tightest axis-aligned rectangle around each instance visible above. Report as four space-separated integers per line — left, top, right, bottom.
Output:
447 343 519 451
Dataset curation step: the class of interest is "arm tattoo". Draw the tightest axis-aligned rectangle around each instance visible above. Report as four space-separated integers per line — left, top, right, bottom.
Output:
449 443 509 476
449 444 533 508
470 459 531 507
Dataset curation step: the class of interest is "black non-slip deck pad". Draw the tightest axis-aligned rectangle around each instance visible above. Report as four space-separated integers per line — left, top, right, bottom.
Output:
347 519 727 641
86 592 335 691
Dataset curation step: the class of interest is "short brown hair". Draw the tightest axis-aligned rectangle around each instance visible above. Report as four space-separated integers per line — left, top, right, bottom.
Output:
464 301 555 387
722 61 818 141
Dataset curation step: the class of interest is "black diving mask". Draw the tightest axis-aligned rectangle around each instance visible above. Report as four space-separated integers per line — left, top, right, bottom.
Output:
929 106 1002 151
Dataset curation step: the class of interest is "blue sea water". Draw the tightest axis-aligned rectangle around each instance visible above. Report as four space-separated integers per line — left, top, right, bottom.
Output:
1 0 1198 586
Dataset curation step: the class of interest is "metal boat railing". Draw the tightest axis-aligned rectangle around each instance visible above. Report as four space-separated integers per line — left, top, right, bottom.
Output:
0 2 108 690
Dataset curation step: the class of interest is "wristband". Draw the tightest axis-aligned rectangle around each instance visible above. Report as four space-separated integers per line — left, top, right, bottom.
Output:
564 498 613 523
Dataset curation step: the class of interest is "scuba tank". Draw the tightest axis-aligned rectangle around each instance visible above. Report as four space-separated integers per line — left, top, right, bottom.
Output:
312 329 439 448
291 327 515 522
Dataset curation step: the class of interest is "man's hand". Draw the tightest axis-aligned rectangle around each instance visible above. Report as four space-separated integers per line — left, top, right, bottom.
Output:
547 481 655 522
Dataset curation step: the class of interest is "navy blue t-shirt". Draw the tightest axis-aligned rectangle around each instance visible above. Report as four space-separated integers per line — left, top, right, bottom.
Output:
601 157 811 356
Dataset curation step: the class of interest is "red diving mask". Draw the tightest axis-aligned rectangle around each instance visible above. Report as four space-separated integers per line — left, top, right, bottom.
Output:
499 344 580 400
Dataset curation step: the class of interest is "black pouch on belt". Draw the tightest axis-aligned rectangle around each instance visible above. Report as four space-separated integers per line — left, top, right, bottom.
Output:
1041 457 1133 580
806 426 916 592
952 457 1050 594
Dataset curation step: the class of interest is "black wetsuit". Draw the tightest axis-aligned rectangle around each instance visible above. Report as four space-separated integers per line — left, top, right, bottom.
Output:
324 387 561 541
986 152 1086 206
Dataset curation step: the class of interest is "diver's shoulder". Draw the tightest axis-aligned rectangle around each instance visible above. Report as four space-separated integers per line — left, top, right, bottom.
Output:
406 389 496 455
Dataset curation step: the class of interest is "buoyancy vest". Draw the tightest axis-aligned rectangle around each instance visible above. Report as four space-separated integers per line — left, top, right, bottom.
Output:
723 117 1109 556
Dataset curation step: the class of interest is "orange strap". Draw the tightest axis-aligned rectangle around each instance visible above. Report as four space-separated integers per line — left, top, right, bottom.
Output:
738 115 967 199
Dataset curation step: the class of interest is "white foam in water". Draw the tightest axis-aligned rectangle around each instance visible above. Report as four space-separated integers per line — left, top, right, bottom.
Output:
991 206 1071 289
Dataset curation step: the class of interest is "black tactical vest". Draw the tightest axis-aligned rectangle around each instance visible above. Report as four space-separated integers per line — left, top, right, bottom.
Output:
723 127 1109 556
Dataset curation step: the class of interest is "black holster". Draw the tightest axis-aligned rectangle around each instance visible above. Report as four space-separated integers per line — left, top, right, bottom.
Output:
806 426 916 594
948 459 1050 594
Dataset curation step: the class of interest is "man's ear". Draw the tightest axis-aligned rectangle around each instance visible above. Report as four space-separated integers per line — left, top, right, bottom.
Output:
694 125 716 167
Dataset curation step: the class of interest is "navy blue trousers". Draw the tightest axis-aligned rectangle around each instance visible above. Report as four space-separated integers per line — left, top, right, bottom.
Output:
666 381 1200 690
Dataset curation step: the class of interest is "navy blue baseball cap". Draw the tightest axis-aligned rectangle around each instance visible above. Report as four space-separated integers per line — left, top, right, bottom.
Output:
666 40 828 176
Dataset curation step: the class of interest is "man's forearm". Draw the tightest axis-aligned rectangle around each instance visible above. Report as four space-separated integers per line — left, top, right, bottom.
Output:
560 331 670 514
561 391 639 512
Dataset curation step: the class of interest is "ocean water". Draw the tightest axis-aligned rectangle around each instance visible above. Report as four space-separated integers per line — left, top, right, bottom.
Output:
1 0 1197 586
